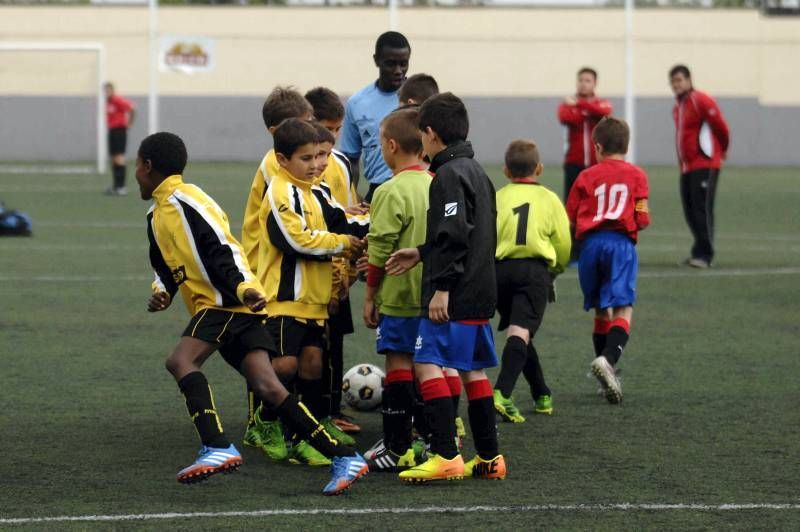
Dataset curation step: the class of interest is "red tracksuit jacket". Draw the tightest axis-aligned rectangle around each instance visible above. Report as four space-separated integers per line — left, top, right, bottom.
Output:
673 89 730 174
558 96 613 167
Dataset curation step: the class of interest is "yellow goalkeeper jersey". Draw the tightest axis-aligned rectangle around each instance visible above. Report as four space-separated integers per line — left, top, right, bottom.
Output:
146 174 263 316
495 180 572 274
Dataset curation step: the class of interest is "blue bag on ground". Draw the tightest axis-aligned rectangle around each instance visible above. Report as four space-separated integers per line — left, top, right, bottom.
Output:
0 202 32 236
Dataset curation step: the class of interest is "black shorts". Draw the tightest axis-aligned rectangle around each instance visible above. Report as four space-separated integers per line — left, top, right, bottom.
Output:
108 127 127 156
328 297 355 336
266 316 326 357
182 309 275 370
495 258 550 336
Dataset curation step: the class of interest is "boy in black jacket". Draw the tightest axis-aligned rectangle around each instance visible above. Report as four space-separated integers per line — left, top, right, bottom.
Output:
386 92 506 482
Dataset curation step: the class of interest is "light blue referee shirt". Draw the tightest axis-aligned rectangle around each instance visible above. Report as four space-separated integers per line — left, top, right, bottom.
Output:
339 82 399 186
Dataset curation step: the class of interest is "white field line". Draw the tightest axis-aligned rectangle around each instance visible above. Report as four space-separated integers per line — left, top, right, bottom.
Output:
1 267 799 284
1 504 798 525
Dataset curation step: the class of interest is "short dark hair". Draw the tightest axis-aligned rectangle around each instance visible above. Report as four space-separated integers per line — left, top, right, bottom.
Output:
399 73 439 105
273 118 318 159
669 64 691 79
311 121 336 145
578 67 597 80
418 92 469 145
592 117 630 155
375 31 410 57
305 87 344 122
381 107 422 155
138 132 187 176
505 140 541 178
262 86 313 129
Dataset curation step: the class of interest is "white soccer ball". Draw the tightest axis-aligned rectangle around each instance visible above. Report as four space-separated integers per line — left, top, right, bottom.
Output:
342 363 384 411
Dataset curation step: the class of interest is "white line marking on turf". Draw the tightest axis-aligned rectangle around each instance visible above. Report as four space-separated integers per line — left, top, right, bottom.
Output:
1 267 799 283
1 504 798 525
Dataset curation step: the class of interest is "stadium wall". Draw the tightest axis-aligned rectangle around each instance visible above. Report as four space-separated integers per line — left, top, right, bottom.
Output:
1 6 799 165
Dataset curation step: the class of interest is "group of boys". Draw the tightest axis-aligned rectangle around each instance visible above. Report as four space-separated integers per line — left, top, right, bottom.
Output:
135 34 651 492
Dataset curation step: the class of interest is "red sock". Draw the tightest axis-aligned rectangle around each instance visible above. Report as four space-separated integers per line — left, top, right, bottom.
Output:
610 317 631 333
445 375 462 398
594 317 611 334
419 377 451 401
465 379 493 401
385 369 413 385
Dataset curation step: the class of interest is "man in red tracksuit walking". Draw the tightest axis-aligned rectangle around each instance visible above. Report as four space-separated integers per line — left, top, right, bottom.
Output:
670 64 730 268
558 67 613 201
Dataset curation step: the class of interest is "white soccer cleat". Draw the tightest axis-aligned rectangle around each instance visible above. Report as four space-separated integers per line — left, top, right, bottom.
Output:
590 356 622 404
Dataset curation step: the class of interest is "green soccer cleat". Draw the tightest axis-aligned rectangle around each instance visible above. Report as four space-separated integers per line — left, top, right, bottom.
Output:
321 416 356 446
534 395 554 415
288 440 331 466
243 407 288 461
454 416 466 438
411 437 428 463
493 389 526 423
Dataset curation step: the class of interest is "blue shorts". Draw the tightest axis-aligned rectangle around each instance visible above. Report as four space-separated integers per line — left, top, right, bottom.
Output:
414 319 498 372
578 231 638 311
376 315 421 355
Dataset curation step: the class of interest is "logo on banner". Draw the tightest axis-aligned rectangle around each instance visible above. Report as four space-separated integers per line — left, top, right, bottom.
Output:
160 36 215 74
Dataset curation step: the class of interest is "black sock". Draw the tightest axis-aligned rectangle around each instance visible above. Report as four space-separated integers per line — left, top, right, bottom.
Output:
112 164 125 189
382 381 414 454
424 397 458 459
328 330 345 417
494 336 528 397
592 333 607 357
602 326 630 366
276 395 353 458
412 387 430 442
177 372 229 449
468 396 498 460
522 343 551 398
296 378 326 420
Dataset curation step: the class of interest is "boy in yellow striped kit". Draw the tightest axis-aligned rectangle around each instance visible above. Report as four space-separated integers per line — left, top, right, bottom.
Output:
136 131 367 495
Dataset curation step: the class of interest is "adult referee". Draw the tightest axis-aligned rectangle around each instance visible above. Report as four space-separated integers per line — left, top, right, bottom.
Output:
670 65 729 268
340 31 410 203
104 82 135 196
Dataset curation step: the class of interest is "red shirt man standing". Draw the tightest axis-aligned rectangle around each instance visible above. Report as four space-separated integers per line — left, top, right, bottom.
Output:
558 67 613 201
105 82 136 196
670 64 729 268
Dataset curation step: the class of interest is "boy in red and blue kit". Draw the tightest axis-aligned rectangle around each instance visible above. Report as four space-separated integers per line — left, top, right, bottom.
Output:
386 93 505 481
565 117 650 404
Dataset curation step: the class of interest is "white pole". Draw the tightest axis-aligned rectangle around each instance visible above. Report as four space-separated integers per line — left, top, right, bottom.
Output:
389 0 398 31
624 0 635 163
148 0 159 134
96 45 107 174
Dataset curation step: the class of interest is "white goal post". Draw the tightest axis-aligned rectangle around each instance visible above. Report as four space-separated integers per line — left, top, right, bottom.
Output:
0 42 107 174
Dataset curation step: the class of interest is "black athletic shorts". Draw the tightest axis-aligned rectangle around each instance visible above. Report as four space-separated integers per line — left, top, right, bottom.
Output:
182 309 275 370
266 316 326 357
495 258 550 335
328 297 355 336
108 127 127 156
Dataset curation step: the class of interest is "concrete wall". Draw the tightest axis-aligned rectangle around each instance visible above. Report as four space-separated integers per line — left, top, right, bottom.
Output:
2 6 799 164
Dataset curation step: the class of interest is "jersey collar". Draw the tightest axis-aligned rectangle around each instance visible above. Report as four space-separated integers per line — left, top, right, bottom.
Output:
152 174 183 203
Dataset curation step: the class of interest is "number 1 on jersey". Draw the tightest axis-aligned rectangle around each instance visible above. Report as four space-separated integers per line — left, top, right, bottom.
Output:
592 183 629 222
512 203 530 245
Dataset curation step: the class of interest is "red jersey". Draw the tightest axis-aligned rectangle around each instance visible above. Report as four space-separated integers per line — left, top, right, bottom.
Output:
565 158 650 242
557 96 613 167
106 95 134 129
673 89 729 174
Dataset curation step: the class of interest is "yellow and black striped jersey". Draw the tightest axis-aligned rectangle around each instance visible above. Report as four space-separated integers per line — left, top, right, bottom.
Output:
324 149 359 208
146 174 263 316
495 181 572 274
241 149 280 275
258 166 358 320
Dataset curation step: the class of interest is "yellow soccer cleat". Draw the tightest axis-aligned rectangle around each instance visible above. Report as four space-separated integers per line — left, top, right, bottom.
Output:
398 453 465 483
464 454 507 480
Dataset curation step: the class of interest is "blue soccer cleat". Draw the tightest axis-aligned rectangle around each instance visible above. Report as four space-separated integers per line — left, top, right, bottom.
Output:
176 444 242 484
322 453 368 496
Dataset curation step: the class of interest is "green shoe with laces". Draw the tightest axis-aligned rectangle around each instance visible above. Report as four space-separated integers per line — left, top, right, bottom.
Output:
493 389 526 423
288 440 332 466
534 394 554 415
243 406 288 461
321 416 356 446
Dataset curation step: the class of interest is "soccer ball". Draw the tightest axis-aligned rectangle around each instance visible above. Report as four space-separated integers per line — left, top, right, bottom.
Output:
342 363 384 411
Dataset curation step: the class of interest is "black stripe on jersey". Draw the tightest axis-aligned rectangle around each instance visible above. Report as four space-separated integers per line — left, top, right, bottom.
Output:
147 211 179 298
177 199 243 307
311 187 369 239
267 186 332 263
276 254 297 302
332 150 353 183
